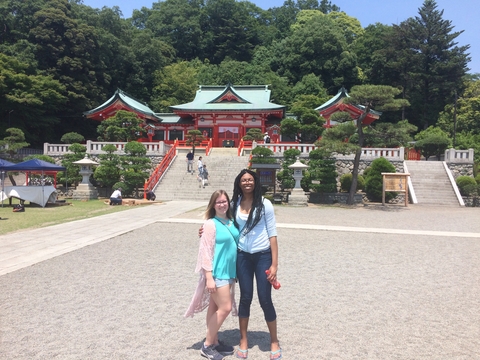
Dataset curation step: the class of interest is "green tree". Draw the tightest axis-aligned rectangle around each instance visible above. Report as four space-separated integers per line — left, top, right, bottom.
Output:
243 128 264 141
250 146 276 164
93 144 121 194
0 53 67 146
318 85 409 205
353 23 395 85
362 120 417 148
126 30 176 100
121 141 151 197
28 0 107 118
306 148 337 193
96 110 145 142
284 105 325 143
414 126 451 160
143 0 204 60
291 75 329 103
454 132 480 162
388 0 470 129
437 79 480 138
279 118 301 140
151 61 198 112
0 128 30 159
61 132 85 144
276 148 301 190
202 0 262 64
185 130 204 156
271 12 359 90
59 143 87 186
0 128 30 185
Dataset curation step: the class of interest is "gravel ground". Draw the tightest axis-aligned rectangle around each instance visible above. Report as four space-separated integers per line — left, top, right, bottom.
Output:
1 204 480 359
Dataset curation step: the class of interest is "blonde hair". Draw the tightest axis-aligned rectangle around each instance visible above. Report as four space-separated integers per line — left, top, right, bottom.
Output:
204 190 232 220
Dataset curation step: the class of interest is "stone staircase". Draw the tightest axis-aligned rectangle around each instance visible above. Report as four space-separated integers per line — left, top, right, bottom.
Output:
404 160 462 206
154 148 250 201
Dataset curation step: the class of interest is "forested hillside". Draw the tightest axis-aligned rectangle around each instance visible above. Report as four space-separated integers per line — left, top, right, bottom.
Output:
0 0 473 148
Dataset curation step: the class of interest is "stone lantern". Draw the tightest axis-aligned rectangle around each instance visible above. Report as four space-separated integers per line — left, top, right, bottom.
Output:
72 155 99 200
288 157 309 206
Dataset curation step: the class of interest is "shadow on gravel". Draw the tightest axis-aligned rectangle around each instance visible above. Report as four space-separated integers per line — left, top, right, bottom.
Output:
362 204 410 212
187 329 271 352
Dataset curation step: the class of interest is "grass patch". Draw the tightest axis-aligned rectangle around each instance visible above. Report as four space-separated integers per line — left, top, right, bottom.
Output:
0 199 133 235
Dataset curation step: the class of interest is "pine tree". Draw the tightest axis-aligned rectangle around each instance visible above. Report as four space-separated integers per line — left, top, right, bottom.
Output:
391 0 470 129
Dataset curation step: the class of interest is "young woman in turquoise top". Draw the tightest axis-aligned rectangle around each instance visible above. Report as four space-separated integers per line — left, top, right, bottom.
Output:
185 190 239 360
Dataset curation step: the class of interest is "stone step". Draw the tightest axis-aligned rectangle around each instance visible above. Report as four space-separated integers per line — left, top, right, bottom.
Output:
154 152 249 201
405 160 461 206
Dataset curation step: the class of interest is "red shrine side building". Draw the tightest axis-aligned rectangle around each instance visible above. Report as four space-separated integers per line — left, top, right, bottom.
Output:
315 86 381 127
84 85 381 146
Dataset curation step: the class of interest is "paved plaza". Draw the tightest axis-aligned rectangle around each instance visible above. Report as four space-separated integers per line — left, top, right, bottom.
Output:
1 202 479 359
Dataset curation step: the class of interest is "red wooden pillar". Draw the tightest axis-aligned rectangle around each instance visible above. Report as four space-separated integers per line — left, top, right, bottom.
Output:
213 124 219 147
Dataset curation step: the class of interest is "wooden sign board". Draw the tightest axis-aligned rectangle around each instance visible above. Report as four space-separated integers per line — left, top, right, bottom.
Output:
384 175 407 191
382 173 410 206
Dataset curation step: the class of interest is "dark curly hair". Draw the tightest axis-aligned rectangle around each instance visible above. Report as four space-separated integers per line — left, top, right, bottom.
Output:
231 169 264 234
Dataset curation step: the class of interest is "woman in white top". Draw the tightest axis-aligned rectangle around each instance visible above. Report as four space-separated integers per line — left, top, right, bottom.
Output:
231 169 281 360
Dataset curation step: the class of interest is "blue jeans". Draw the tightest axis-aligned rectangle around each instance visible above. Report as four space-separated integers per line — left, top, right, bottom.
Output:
109 197 122 205
236 249 277 322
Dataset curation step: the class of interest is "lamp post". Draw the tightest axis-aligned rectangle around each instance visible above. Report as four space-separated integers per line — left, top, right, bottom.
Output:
287 157 309 206
72 155 99 200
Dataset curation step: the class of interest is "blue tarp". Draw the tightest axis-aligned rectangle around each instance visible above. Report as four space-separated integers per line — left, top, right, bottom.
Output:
0 159 15 171
4 158 66 171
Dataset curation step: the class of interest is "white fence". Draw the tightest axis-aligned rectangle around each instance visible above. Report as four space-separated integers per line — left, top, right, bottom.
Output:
44 140 167 156
43 141 474 164
253 143 318 155
444 148 474 163
255 143 405 161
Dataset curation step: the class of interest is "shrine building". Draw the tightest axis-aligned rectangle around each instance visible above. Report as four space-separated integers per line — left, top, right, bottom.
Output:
315 86 381 127
169 84 286 147
84 85 381 146
84 85 286 147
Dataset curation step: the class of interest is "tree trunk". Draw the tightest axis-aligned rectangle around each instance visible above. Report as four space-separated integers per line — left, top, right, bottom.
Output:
347 148 361 205
8 173 16 186
347 113 367 205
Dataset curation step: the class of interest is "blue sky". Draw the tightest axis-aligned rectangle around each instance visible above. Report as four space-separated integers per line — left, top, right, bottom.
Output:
81 0 480 74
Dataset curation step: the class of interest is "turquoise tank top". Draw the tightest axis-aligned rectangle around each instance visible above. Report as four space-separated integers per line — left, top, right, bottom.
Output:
212 217 239 280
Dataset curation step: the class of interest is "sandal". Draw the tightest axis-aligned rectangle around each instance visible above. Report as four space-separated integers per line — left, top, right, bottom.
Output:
235 348 248 359
270 347 282 360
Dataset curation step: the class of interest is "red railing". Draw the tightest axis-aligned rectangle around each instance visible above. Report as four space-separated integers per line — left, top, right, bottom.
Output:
406 147 421 160
176 139 211 154
143 141 177 198
205 138 213 155
247 154 253 168
237 139 244 156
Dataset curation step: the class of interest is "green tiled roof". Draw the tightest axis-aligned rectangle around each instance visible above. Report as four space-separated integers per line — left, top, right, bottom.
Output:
315 86 382 116
155 113 189 124
170 84 285 112
84 89 161 120
315 86 349 111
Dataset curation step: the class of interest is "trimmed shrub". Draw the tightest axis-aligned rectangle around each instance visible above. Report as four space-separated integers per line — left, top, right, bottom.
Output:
364 157 396 202
340 173 365 192
456 176 477 196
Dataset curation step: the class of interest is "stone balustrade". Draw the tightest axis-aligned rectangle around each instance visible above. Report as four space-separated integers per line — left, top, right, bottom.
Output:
253 143 318 154
44 140 167 156
334 147 405 161
444 148 474 163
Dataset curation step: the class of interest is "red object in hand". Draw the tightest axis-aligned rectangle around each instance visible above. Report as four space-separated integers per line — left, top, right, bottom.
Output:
265 270 281 290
